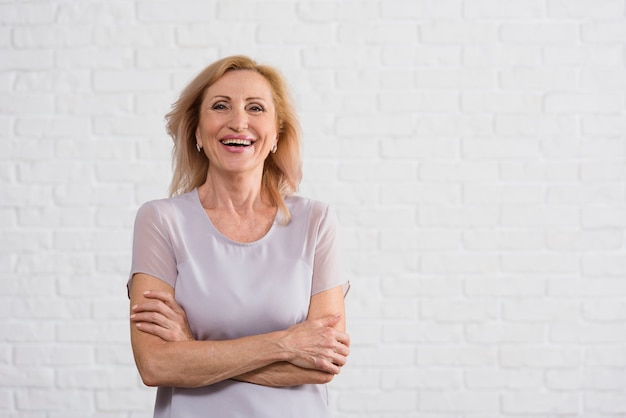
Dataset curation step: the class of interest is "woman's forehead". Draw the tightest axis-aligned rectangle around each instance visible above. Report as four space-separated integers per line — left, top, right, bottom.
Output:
206 70 274 101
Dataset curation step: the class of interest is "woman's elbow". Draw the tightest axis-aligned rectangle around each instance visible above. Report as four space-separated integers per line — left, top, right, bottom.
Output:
135 357 165 387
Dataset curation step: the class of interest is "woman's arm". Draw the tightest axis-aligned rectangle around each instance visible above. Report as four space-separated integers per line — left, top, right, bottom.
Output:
129 273 349 388
232 285 349 386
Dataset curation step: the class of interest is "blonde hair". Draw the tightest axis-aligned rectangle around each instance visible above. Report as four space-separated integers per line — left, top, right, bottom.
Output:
165 55 302 223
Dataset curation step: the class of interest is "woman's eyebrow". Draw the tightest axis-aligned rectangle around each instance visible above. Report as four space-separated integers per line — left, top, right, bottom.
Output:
209 95 268 102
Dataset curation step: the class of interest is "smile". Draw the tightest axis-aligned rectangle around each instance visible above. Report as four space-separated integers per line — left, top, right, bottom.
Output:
220 138 254 147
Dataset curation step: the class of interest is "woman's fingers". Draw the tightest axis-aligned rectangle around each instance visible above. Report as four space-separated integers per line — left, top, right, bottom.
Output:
282 315 351 374
130 290 194 342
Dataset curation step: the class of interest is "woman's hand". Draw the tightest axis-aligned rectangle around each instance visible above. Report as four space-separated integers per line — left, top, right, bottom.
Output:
130 290 194 342
279 313 350 375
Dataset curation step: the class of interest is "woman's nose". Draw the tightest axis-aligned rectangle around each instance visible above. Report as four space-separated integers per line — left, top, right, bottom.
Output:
228 107 248 131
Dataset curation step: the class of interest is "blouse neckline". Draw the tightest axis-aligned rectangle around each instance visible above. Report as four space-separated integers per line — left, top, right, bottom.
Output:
191 188 278 247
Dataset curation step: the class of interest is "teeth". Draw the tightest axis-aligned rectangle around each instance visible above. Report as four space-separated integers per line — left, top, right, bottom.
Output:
221 139 252 146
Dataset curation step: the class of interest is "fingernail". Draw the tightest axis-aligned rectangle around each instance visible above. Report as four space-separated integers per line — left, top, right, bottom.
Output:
130 314 136 319
143 290 150 295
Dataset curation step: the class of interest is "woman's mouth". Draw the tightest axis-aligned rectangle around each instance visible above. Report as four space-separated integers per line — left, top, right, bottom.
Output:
219 138 254 147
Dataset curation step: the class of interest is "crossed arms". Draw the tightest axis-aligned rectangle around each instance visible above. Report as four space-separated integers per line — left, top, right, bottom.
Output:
129 273 350 388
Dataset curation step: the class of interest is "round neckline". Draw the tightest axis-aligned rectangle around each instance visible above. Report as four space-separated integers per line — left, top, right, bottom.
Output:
191 188 277 246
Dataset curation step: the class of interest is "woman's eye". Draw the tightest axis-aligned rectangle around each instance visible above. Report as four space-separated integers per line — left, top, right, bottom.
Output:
248 104 264 112
211 103 228 110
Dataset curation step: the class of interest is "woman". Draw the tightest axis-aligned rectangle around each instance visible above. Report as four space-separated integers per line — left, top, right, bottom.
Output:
127 55 350 417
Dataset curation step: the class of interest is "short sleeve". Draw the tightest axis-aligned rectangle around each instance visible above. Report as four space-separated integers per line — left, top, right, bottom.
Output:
311 204 350 296
127 201 177 296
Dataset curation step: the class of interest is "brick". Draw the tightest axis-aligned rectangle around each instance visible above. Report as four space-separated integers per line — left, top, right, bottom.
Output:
381 137 460 159
462 92 542 112
417 346 497 366
583 301 626 321
466 323 545 344
420 391 500 413
551 324 626 344
14 345 93 366
420 299 498 322
462 138 541 159
583 22 626 42
500 68 577 90
500 162 579 182
381 0 462 19
137 0 215 22
136 47 218 69
465 277 546 297
0 3 56 24
338 390 416 413
547 278 626 297
544 45 624 68
383 322 461 344
545 92 623 113
421 253 499 274
15 116 91 138
501 347 583 368
501 23 579 44
0 50 54 70
501 205 579 227
337 23 418 45
495 114 577 137
585 392 626 414
420 21 499 44
415 68 495 89
582 70 626 90
382 45 461 67
57 368 137 389
258 23 334 45
503 300 580 322
583 115 626 136
548 0 626 18
0 93 54 114
93 71 170 93
12 25 92 48
382 368 461 390
502 254 579 274
464 0 544 18
502 392 580 414
547 184 625 205
463 184 545 204
463 45 542 67
218 0 297 21
56 2 133 23
586 347 626 367
0 366 53 388
381 276 462 298
465 369 543 390
56 47 134 70
418 205 499 227
545 228 622 251
380 91 458 112
464 227 544 251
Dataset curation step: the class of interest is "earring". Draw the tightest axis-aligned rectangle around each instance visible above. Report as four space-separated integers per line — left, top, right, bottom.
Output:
196 143 202 152
271 144 277 154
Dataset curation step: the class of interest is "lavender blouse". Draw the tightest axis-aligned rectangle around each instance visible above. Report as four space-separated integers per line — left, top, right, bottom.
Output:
128 189 347 418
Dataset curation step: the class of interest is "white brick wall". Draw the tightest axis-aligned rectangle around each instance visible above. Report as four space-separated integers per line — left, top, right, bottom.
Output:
1 0 625 416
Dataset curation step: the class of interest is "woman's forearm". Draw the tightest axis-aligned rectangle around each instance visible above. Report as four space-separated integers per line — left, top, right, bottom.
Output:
133 330 290 388
232 362 335 387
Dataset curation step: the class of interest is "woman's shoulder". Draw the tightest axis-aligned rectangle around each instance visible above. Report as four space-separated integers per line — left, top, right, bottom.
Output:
136 190 198 219
284 194 335 225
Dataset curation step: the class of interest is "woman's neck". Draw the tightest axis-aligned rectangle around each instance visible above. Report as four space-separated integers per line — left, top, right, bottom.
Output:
198 168 270 214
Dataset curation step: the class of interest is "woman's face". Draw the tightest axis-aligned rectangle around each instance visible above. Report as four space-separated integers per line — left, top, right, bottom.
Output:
196 70 278 177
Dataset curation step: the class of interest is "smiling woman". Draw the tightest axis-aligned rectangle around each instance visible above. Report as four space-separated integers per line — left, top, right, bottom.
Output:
166 55 302 224
127 55 350 418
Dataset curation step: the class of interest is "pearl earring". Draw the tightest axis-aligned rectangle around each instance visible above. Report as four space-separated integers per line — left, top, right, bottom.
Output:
196 143 202 152
271 144 277 154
